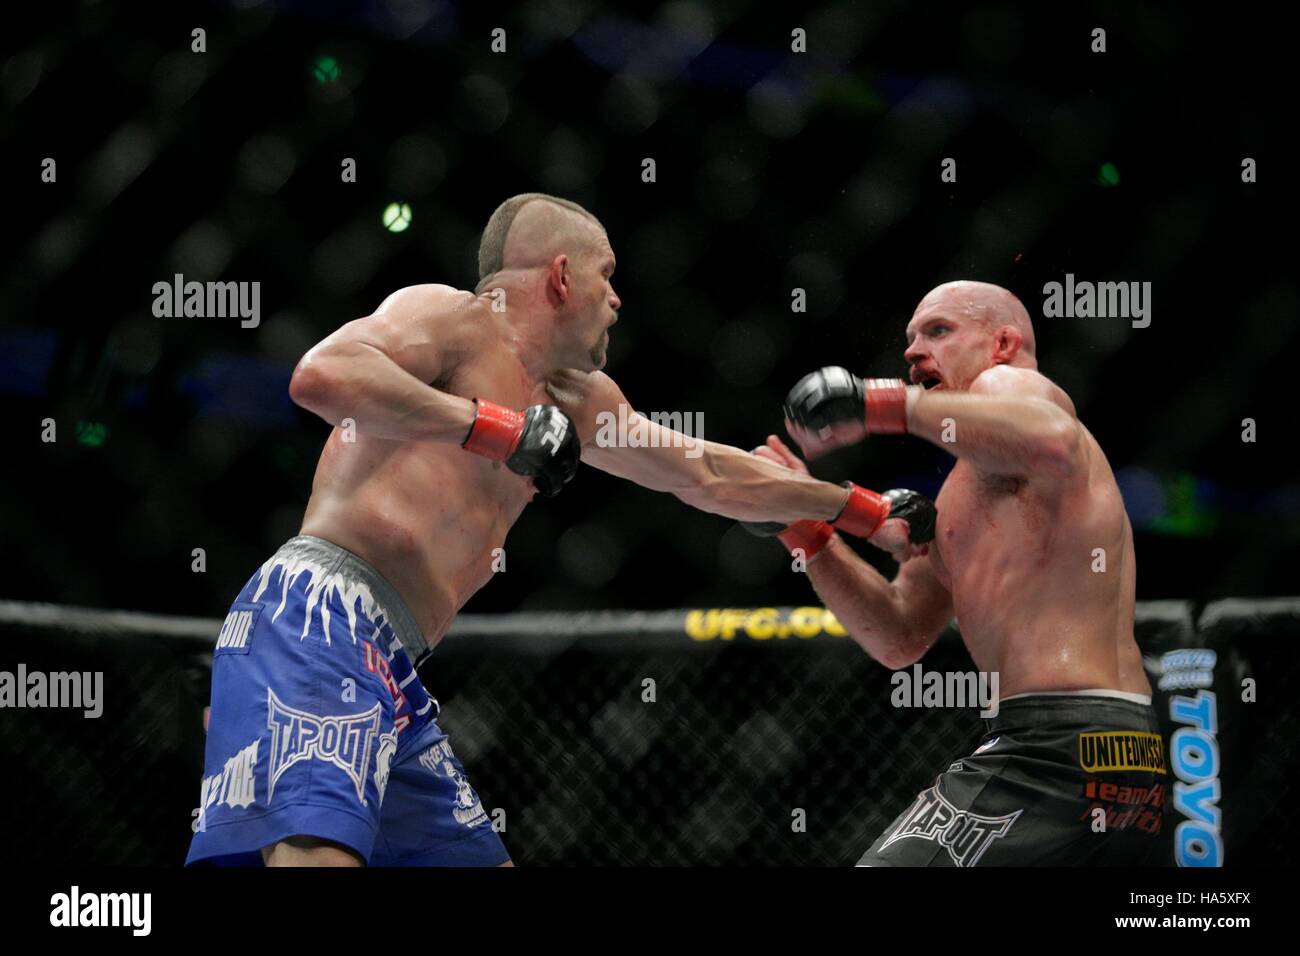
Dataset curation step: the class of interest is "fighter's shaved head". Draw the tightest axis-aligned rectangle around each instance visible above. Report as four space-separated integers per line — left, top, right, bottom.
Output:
918 280 1036 358
477 193 606 291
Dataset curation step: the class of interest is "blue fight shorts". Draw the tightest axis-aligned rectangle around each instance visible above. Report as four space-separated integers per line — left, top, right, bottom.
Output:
186 535 509 866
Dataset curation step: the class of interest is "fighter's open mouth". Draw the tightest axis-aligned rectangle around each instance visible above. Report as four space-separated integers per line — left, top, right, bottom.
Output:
921 375 942 389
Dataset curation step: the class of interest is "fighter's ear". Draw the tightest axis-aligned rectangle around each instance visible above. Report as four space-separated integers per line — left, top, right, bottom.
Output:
546 255 570 302
991 324 1023 365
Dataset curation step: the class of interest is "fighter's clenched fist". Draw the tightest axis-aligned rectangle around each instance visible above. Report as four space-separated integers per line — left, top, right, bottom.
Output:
745 434 936 565
783 367 910 458
875 489 937 553
463 400 581 496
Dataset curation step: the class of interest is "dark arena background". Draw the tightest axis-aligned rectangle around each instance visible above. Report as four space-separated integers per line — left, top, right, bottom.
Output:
2 0 1298 896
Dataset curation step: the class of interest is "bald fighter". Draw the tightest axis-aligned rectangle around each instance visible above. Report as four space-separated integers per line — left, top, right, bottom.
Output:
767 280 1164 866
186 193 928 868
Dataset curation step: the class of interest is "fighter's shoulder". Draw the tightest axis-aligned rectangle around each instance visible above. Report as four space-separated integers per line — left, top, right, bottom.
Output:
969 365 1076 417
371 284 495 345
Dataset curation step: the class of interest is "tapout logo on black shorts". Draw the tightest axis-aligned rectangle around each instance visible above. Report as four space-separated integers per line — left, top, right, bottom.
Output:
879 786 1022 867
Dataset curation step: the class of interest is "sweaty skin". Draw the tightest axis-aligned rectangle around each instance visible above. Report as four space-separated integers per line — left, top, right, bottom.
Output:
776 280 1151 699
290 203 865 649
917 376 1147 696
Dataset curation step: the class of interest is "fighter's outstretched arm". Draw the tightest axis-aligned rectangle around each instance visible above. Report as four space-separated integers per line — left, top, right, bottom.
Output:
596 429 850 523
547 369 892 528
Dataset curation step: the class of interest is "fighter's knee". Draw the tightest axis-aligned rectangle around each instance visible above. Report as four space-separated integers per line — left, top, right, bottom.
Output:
262 835 364 867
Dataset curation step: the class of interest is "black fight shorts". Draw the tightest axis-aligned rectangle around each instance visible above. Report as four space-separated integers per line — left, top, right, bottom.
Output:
858 693 1167 866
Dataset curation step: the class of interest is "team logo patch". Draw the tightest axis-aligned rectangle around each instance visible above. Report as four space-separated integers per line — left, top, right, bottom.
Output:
1077 731 1166 774
418 741 489 828
880 786 1021 867
266 689 381 804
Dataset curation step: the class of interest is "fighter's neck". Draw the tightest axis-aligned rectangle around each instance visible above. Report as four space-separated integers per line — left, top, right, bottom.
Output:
500 318 568 383
480 278 573 382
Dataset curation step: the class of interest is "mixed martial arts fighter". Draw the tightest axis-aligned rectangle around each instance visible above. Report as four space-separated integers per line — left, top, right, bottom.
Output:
767 280 1165 866
186 194 931 867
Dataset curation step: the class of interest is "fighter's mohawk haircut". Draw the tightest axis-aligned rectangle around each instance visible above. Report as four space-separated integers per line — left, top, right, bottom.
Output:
476 193 603 291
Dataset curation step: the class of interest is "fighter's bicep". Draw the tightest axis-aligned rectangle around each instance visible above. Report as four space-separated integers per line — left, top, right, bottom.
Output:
547 370 630 446
970 365 1088 483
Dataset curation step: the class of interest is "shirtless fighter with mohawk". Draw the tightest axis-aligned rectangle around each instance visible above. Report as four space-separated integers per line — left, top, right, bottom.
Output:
186 194 935 867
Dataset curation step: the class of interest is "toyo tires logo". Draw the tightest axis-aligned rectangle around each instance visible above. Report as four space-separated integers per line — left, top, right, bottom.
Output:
1170 642 1216 868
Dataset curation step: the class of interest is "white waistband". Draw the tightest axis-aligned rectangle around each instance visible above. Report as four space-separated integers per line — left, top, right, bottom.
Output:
1000 688 1153 706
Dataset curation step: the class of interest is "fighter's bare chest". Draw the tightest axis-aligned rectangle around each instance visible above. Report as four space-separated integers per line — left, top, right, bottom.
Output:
931 465 1028 585
436 352 553 498
438 347 550 410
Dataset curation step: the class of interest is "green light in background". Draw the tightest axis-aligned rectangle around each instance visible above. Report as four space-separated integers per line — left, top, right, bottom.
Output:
1151 472 1217 538
816 75 886 114
382 202 413 233
312 56 341 84
1097 162 1120 187
76 420 110 448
